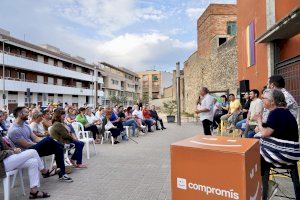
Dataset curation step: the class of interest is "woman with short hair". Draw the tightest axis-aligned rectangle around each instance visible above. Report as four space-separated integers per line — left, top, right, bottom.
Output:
256 89 300 200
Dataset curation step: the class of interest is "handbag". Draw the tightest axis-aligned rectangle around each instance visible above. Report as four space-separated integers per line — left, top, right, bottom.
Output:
105 121 115 131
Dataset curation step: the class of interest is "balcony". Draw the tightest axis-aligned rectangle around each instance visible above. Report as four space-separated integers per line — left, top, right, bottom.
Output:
1 78 94 96
4 53 94 82
152 86 160 93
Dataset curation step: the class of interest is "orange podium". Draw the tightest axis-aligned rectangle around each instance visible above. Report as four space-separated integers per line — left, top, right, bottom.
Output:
171 135 261 200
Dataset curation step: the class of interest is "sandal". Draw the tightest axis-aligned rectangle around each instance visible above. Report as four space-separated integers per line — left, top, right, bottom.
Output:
41 169 52 178
29 191 50 199
75 164 87 169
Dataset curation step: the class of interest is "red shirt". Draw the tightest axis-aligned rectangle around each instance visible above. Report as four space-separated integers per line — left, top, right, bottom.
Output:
143 109 152 119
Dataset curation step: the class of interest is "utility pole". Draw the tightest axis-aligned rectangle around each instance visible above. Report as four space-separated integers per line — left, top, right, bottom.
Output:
176 62 181 125
93 69 98 110
1 38 8 107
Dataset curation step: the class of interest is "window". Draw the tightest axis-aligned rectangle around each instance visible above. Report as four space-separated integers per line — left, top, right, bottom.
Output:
57 78 62 86
20 73 26 81
37 75 44 83
111 79 119 85
219 38 227 46
76 81 82 88
5 70 10 78
142 75 148 81
48 77 54 84
152 75 159 81
21 50 26 57
227 21 237 36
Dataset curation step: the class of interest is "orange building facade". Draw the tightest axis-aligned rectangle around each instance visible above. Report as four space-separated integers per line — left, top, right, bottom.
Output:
237 0 300 103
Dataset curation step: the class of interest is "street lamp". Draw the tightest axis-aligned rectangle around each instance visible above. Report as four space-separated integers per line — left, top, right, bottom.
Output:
1 37 8 107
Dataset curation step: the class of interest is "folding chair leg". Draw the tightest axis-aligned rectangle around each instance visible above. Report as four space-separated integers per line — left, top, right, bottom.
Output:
3 176 10 200
86 142 90 159
101 136 104 144
18 170 25 196
93 141 97 155
11 172 17 188
111 136 114 146
50 155 55 170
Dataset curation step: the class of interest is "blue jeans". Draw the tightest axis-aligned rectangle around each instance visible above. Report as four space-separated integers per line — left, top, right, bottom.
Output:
236 119 247 131
247 131 256 138
122 119 138 136
143 119 155 131
70 140 84 164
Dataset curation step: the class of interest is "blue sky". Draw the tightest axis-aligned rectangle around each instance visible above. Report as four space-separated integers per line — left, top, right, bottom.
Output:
0 0 235 71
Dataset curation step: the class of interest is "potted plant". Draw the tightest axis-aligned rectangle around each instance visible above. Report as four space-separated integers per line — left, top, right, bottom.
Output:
163 100 177 123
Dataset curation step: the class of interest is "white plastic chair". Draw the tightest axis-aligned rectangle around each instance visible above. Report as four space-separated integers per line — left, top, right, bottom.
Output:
71 122 96 159
124 126 131 138
3 169 25 200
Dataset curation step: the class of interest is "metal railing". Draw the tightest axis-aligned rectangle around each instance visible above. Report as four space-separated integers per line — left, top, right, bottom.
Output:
0 50 91 75
1 77 91 89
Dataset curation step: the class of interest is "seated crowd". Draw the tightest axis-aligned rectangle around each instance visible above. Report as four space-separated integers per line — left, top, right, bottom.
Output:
208 75 299 200
0 102 166 198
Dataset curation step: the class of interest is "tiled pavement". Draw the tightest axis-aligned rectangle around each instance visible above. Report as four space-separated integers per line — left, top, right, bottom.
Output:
0 122 296 199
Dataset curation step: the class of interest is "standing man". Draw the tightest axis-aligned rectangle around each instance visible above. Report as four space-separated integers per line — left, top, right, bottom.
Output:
195 87 214 135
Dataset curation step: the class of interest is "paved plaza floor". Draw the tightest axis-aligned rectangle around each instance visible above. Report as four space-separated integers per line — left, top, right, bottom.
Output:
0 122 296 200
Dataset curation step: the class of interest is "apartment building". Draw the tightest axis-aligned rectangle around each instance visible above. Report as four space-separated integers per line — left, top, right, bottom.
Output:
0 29 104 111
99 62 140 107
138 70 173 102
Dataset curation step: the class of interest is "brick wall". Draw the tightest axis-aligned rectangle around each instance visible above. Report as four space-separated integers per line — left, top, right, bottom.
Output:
197 4 237 57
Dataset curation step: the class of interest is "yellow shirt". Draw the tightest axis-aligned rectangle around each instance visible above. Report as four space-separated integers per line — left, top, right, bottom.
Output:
229 99 241 113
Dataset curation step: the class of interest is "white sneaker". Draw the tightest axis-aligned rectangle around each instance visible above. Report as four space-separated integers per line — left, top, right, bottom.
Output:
140 125 146 129
58 174 73 183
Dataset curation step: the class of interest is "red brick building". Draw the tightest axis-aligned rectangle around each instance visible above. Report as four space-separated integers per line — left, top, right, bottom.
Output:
237 0 300 103
197 4 237 57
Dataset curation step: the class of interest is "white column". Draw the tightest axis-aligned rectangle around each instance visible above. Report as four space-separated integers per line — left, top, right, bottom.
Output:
266 0 276 76
18 92 25 106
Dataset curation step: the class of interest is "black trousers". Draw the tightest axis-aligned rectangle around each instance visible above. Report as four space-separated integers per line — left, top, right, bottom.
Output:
85 125 100 140
30 136 65 177
154 118 164 129
202 119 212 135
261 156 300 200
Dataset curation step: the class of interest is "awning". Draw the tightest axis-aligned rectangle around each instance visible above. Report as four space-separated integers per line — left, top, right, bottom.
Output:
256 7 300 43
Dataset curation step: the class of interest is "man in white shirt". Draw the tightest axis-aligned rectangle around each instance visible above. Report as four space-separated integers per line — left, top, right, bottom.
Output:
248 89 264 124
243 89 264 137
195 87 214 135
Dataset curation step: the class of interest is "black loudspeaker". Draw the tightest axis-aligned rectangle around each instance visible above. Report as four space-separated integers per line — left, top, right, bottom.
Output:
240 80 250 93
239 80 250 106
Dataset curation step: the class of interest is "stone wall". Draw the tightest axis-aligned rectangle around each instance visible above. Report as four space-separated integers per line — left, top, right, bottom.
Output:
183 36 238 114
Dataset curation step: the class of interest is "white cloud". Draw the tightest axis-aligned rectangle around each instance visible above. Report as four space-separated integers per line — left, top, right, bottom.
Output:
186 7 205 21
57 0 166 36
0 0 197 71
96 33 196 70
